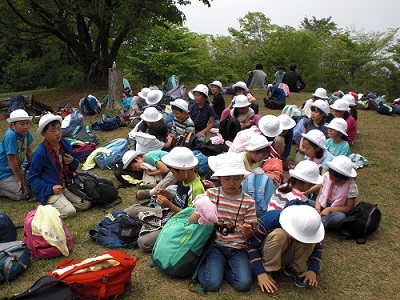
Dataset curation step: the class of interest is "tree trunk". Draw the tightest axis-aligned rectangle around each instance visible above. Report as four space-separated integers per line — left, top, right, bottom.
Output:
107 67 123 111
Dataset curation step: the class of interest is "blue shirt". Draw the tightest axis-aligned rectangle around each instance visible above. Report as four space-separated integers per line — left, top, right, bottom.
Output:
325 138 351 157
188 103 215 132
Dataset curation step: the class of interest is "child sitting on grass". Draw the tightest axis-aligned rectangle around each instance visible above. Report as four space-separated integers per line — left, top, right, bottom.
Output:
325 118 351 157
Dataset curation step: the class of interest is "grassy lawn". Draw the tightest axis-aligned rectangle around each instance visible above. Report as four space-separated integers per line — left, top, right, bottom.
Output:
1 87 399 299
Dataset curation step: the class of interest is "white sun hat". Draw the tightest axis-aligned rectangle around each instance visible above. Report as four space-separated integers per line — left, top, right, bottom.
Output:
246 134 273 151
211 152 250 179
161 146 199 170
327 118 348 136
140 107 162 122
302 129 327 149
312 87 329 100
145 89 163 105
122 150 143 169
208 80 223 90
258 115 283 138
138 87 150 100
279 205 325 243
326 155 357 178
232 81 249 92
131 131 164 152
232 95 251 108
289 160 323 184
311 99 330 115
7 109 33 124
170 98 189 113
277 114 296 130
207 153 231 172
37 113 62 135
342 94 356 107
191 84 209 100
330 99 350 112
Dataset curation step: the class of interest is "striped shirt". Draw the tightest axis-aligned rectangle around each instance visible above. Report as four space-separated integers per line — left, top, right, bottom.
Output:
205 187 257 249
170 116 195 136
267 185 308 211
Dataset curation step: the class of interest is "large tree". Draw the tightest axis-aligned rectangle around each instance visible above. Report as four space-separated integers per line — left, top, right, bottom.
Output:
0 0 211 84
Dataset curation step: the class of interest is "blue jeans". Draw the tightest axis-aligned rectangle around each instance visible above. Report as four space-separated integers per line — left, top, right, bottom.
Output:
321 211 346 229
197 245 252 292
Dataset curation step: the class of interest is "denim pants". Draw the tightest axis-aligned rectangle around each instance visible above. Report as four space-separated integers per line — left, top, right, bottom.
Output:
321 211 346 229
197 245 252 292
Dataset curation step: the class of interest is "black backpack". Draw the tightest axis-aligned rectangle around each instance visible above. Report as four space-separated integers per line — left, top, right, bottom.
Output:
264 97 286 110
0 213 17 243
71 125 99 144
91 114 121 131
338 201 382 244
113 159 143 187
219 118 241 142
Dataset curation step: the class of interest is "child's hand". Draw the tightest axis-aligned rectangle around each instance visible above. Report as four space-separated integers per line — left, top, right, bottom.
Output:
299 270 318 287
156 195 170 208
239 223 253 239
202 179 215 189
320 207 331 216
196 131 205 138
257 273 278 293
64 153 73 164
17 181 27 194
156 189 174 200
52 185 63 195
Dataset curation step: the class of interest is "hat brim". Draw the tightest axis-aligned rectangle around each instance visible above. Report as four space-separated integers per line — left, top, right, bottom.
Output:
208 82 223 90
161 155 198 170
37 115 62 135
7 116 33 124
281 118 296 130
258 117 283 138
246 141 273 152
289 169 323 185
232 84 249 92
311 103 329 115
123 151 143 169
312 93 329 100
211 169 250 179
327 124 348 136
170 101 189 113
190 89 209 100
301 133 327 149
233 102 251 108
138 92 147 99
140 113 162 122
330 104 350 111
326 161 357 178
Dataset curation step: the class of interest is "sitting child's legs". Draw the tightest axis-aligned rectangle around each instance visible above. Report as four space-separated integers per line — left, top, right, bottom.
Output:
224 248 253 292
198 246 226 292
282 238 315 273
63 187 91 211
321 211 346 229
47 193 77 218
273 136 286 157
0 175 28 200
137 229 161 253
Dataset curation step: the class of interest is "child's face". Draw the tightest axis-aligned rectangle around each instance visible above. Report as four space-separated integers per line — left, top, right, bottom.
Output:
333 110 345 118
329 172 347 186
12 120 30 136
219 175 244 196
328 128 341 139
302 139 318 158
193 92 206 105
129 156 145 171
170 168 186 181
42 122 62 145
251 148 270 163
210 85 220 95
237 107 248 114
145 121 155 127
234 88 245 95
311 107 324 122
172 109 187 122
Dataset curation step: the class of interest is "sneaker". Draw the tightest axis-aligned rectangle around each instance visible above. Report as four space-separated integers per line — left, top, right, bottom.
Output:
283 265 308 288
137 183 157 190
136 189 151 200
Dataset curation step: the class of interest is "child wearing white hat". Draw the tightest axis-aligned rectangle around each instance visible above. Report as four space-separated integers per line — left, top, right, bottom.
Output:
331 99 357 145
197 152 257 292
248 205 325 293
223 81 257 117
325 118 351 157
127 87 149 118
241 134 273 172
303 87 330 118
274 114 296 161
0 109 34 200
315 155 358 229
208 80 225 119
220 95 261 130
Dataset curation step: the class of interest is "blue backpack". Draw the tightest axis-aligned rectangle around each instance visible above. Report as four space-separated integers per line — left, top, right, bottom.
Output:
62 109 84 137
192 150 210 176
0 213 17 243
94 138 128 169
7 95 26 115
293 117 308 145
71 125 99 144
242 173 275 218
79 95 101 115
166 75 179 91
91 115 121 131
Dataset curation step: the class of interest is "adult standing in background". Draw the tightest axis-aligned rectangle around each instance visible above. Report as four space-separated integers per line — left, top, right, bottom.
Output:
248 64 267 89
282 64 307 92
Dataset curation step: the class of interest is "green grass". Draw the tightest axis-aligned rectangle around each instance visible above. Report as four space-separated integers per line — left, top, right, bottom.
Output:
1 88 399 299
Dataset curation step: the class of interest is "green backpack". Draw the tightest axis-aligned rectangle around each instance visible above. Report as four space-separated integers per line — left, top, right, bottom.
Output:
151 207 215 279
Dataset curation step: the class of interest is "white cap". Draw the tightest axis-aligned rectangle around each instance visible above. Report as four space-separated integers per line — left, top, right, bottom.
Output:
191 84 209 100
138 87 150 100
312 87 329 100
280 205 325 243
302 129 327 149
232 95 251 108
232 81 249 92
245 135 272 151
146 89 163 105
37 113 62 135
140 107 162 122
170 99 189 113
342 94 356 107
327 118 348 136
277 114 296 130
327 155 357 178
161 147 198 170
7 109 33 124
289 160 323 184
211 152 250 178
208 80 223 90
258 115 283 138
331 99 350 112
311 99 330 115
122 150 143 169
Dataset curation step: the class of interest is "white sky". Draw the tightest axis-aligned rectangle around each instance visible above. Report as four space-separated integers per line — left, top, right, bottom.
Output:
178 0 399 35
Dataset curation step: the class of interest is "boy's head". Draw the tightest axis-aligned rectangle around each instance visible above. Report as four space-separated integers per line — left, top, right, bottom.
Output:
278 66 285 73
191 84 209 105
208 80 223 94
258 115 283 140
161 147 199 180
246 135 272 162
289 64 297 71
140 107 163 126
123 150 145 171
170 99 189 121
145 89 163 106
301 130 326 159
255 63 263 70
326 155 357 185
37 114 62 143
7 109 32 136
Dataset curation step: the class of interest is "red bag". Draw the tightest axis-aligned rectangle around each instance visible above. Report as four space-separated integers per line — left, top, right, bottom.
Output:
262 157 284 186
50 250 138 300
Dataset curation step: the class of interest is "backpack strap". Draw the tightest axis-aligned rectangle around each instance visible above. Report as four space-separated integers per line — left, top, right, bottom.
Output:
256 174 269 211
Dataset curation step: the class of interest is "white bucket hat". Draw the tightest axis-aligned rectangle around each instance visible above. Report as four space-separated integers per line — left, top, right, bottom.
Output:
302 129 326 149
289 160 323 184
232 81 249 92
170 98 189 113
122 150 143 169
280 205 325 243
37 113 62 135
232 95 251 108
311 99 330 115
191 84 209 100
357 93 364 101
312 88 329 100
207 153 231 172
7 109 33 124
342 94 356 107
161 146 198 170
277 114 296 130
145 89 163 105
327 118 348 136
258 115 283 138
140 107 162 122
246 135 273 152
331 99 350 112
327 155 357 178
208 80 223 90
211 152 250 179
130 131 164 152
138 87 150 100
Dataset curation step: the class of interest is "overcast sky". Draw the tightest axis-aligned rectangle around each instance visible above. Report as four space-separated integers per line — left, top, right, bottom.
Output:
178 0 399 35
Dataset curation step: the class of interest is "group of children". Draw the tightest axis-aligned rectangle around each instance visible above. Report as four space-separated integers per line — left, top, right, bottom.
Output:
0 81 362 294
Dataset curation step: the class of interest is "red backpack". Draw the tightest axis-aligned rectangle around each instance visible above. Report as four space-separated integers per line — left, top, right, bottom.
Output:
23 208 73 259
50 250 138 300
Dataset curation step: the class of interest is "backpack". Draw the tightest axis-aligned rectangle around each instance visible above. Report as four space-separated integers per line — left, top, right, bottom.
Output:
94 138 128 169
66 172 119 205
338 201 382 244
268 86 286 101
7 95 26 115
62 109 84 137
219 118 241 142
91 114 121 131
31 98 54 116
152 207 215 279
71 125 99 144
23 208 73 259
88 210 142 248
56 102 73 119
166 75 179 91
71 141 96 163
192 150 210 176
377 104 393 116
113 159 143 187
264 98 286 110
293 117 308 145
79 95 101 115
50 250 138 300
0 241 30 283
242 173 275 218
0 213 17 243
